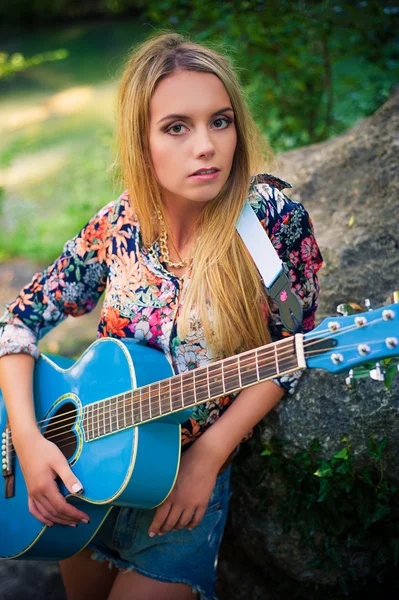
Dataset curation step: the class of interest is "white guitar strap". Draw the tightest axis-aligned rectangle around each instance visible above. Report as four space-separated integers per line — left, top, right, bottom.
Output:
236 199 303 333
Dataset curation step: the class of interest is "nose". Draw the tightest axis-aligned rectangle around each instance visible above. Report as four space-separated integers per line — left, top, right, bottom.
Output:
194 125 216 158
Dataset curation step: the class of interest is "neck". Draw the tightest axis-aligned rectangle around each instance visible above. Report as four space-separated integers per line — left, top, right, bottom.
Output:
82 335 304 442
161 194 205 251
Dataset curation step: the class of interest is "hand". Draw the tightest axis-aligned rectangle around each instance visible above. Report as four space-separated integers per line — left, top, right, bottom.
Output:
148 443 220 537
14 430 90 527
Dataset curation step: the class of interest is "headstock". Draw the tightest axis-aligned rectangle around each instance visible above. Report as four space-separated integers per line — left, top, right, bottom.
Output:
304 296 399 386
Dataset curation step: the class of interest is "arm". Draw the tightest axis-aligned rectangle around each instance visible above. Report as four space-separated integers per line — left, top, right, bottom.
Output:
0 198 120 526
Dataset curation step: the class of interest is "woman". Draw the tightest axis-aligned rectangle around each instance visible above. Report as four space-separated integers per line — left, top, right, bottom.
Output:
0 31 323 600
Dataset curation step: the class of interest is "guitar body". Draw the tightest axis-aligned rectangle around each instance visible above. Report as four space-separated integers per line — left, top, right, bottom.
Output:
0 338 192 560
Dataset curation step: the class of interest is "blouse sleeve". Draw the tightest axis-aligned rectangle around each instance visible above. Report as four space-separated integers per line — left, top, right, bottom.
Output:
266 199 323 394
0 199 118 360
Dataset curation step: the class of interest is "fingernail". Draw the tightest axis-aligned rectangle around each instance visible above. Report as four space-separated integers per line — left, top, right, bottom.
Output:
69 524 77 528
149 532 155 538
72 483 83 494
81 518 90 524
158 532 164 537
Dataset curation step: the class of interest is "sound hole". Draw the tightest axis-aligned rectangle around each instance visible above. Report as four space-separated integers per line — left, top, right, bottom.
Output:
44 401 77 460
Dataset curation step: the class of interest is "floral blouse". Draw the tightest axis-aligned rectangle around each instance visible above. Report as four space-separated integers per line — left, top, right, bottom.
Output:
0 173 323 450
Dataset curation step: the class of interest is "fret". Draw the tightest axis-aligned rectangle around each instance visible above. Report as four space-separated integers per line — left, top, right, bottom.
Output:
129 389 142 425
109 397 117 433
85 405 91 440
98 400 104 437
193 371 197 404
193 367 209 403
239 353 257 387
274 345 280 375
141 386 150 423
139 388 143 422
276 338 297 374
149 383 161 419
103 400 108 435
257 346 276 380
180 374 184 409
96 402 101 438
123 393 127 429
169 378 173 412
255 350 260 381
223 357 240 393
206 366 211 398
91 403 95 440
237 356 242 388
207 363 224 398
116 396 120 430
170 376 183 412
221 361 226 394
159 380 171 415
182 372 195 408
158 382 162 415
101 399 107 435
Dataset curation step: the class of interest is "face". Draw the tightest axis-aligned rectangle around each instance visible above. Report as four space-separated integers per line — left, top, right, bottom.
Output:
149 70 237 210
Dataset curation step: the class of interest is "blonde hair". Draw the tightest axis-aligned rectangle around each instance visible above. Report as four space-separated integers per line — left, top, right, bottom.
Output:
113 30 277 358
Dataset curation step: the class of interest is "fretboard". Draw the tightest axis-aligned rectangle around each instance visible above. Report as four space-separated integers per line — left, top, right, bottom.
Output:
83 336 300 441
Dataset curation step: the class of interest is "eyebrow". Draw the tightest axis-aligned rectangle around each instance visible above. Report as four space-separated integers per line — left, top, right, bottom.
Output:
157 107 234 124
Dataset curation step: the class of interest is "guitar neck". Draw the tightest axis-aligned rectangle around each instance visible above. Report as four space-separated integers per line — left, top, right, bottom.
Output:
83 335 304 441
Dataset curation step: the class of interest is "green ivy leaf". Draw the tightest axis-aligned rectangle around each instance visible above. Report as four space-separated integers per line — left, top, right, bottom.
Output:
334 447 349 461
314 460 333 478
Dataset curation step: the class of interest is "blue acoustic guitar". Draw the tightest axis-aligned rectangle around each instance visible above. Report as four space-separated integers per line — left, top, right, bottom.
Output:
1 302 398 560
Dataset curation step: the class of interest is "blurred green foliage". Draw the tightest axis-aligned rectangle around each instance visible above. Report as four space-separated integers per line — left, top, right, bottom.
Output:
143 0 399 149
0 50 69 80
0 1 397 264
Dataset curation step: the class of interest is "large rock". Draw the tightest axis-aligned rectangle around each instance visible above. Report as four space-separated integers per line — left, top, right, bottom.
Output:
217 91 399 597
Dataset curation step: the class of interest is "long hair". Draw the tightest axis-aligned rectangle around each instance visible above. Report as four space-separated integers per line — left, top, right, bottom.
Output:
113 30 277 358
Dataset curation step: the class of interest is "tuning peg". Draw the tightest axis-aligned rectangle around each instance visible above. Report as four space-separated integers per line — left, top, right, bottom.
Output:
345 369 356 388
365 298 373 311
393 291 399 304
369 362 385 382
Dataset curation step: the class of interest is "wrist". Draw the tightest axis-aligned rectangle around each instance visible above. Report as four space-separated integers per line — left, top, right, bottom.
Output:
188 433 235 472
11 424 42 450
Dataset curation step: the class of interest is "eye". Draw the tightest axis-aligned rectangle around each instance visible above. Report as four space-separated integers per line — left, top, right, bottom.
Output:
166 123 188 136
212 116 232 129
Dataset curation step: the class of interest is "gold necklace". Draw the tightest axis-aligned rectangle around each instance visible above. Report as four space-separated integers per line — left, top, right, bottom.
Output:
151 209 189 269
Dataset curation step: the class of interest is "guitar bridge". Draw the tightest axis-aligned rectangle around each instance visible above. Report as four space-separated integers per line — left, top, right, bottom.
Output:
2 425 15 499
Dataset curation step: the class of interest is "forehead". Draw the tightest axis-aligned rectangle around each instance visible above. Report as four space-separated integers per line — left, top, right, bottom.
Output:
150 70 231 119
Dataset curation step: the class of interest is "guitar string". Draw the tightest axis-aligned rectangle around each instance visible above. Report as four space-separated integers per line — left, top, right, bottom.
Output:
4 316 389 445
5 338 296 446
5 335 393 455
5 314 384 435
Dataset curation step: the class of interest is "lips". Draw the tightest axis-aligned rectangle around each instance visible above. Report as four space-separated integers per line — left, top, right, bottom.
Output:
190 167 220 176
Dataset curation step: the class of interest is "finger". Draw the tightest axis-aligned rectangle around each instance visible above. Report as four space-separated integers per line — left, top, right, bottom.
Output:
55 459 84 497
44 479 90 523
36 495 78 526
159 505 185 535
186 507 206 531
148 501 172 537
173 509 196 530
28 496 53 527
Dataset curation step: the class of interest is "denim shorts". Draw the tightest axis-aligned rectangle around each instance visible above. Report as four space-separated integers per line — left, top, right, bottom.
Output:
87 464 232 600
